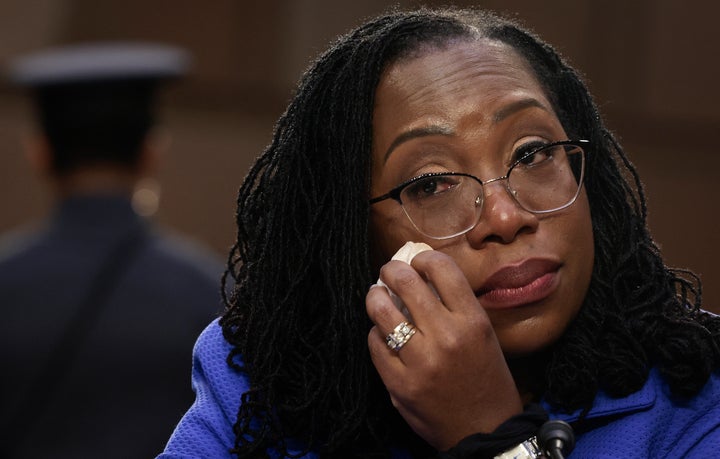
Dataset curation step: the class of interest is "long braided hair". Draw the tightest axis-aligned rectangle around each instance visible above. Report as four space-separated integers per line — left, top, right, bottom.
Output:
220 7 720 457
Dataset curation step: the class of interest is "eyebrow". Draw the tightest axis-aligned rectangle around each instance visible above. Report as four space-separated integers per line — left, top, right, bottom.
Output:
383 125 454 163
492 98 548 124
382 98 549 163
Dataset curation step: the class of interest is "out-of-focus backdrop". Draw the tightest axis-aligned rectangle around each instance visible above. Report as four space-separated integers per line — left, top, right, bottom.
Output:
0 0 717 311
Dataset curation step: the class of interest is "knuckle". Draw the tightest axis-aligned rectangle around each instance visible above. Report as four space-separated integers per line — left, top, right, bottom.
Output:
393 268 420 292
429 251 455 269
380 261 420 293
437 333 462 352
373 301 397 326
400 379 424 400
419 249 453 268
365 285 386 309
367 332 384 360
470 314 495 341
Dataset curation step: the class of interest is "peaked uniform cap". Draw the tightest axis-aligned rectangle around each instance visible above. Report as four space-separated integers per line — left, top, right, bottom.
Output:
7 42 190 86
6 42 191 174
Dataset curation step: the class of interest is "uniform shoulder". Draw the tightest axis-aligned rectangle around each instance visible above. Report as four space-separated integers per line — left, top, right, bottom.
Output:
149 228 225 276
0 224 45 264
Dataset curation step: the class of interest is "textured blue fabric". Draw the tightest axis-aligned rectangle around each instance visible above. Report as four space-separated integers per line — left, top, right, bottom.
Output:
0 195 225 458
160 319 720 458
158 320 318 459
543 366 720 457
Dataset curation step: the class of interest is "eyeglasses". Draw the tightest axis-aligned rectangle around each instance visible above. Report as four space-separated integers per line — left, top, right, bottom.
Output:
369 140 588 239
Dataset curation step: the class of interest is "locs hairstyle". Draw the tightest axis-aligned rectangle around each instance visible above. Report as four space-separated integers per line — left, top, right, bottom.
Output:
221 7 720 457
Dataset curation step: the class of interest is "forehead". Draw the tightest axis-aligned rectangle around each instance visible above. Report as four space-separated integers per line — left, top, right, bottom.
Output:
375 39 550 124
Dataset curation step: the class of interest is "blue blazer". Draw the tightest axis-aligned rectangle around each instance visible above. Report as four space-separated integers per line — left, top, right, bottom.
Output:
160 320 720 458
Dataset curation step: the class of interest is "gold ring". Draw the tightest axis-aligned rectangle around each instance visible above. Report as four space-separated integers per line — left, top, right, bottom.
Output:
385 321 417 351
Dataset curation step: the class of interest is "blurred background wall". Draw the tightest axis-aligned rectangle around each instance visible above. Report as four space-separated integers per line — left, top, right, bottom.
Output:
0 0 717 311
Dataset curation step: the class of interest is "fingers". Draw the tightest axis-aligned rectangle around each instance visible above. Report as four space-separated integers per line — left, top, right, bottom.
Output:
366 250 522 450
376 260 437 327
375 252 480 332
366 284 417 371
412 250 481 314
366 282 413 337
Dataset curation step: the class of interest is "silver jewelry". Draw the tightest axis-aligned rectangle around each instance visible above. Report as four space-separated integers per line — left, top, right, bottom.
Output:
494 436 541 459
385 321 417 351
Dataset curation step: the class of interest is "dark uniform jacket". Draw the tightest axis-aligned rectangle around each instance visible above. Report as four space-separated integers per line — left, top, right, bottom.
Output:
0 195 225 458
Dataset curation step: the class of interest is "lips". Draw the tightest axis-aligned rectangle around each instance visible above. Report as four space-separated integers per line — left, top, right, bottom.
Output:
476 258 561 309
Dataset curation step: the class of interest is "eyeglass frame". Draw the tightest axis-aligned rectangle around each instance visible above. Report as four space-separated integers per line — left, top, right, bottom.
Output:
369 139 589 239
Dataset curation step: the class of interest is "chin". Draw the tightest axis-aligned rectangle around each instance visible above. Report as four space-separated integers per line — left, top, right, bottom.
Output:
493 315 565 358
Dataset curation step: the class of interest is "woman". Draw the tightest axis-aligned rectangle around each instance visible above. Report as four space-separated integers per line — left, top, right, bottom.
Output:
160 7 720 458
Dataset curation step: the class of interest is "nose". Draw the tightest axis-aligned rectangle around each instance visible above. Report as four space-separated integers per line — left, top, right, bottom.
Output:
465 179 538 247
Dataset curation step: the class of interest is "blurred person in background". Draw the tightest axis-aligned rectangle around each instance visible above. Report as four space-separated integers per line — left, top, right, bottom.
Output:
0 43 224 458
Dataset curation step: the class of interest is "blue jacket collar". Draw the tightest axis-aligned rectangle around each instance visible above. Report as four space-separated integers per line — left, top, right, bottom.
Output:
542 369 657 423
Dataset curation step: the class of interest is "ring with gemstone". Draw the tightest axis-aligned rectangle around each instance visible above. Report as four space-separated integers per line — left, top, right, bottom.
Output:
385 321 417 351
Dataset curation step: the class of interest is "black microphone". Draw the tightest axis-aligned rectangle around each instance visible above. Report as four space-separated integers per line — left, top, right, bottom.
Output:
537 420 575 459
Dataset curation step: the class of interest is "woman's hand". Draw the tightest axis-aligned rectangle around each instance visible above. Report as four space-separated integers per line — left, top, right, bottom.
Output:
366 250 523 451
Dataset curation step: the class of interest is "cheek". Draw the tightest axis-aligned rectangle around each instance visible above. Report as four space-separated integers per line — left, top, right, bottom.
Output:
560 193 595 316
368 207 419 271
369 208 399 271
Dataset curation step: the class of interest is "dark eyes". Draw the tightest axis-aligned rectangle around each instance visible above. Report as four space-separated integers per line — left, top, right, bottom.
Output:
514 141 554 167
405 175 461 198
399 140 556 199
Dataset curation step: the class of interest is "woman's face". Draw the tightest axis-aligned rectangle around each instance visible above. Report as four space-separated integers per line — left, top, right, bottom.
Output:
369 39 594 356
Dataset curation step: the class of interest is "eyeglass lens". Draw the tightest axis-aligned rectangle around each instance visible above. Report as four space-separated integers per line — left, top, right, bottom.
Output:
399 143 585 239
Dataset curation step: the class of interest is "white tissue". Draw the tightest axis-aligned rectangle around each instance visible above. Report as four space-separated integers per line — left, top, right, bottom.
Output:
376 241 434 319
